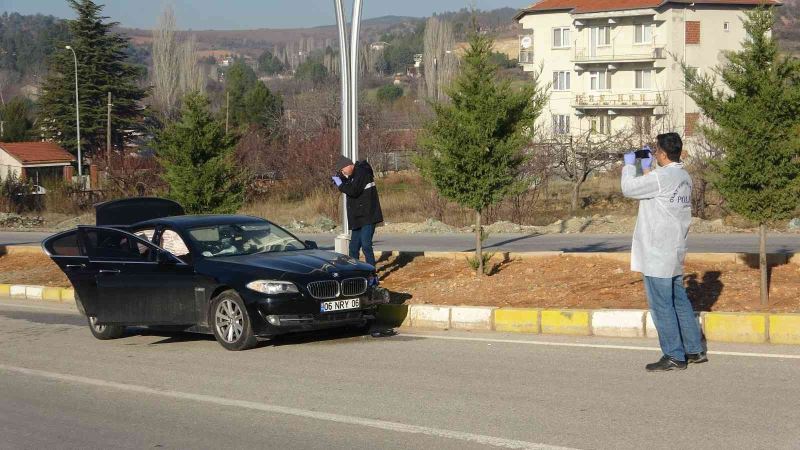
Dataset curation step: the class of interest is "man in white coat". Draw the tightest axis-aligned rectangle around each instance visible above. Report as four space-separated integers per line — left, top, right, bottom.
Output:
622 132 706 372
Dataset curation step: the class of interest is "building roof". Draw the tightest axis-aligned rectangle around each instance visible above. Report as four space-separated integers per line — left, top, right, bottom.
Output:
515 0 781 19
0 142 75 165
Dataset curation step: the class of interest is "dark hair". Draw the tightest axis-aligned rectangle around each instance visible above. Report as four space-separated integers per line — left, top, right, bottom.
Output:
656 132 683 162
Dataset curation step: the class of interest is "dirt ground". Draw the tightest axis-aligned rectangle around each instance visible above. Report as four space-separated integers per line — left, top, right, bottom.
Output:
2 253 798 313
0 253 70 287
377 255 800 313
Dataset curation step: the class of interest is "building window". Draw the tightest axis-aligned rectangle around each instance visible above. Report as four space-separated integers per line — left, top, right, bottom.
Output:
723 22 730 32
597 26 612 46
553 71 571 91
634 24 653 44
553 115 570 134
635 69 652 90
686 21 701 45
553 27 571 49
591 115 612 135
590 70 611 91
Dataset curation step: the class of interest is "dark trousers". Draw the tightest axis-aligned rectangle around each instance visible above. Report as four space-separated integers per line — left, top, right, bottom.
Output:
349 223 376 267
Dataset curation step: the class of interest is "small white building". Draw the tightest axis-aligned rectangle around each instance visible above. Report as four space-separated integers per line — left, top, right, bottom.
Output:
0 142 75 184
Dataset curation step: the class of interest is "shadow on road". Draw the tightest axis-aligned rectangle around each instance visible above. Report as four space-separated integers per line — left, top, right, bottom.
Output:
559 242 629 253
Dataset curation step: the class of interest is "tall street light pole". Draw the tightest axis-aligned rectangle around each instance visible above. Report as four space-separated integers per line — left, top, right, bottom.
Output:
65 46 82 181
333 0 363 255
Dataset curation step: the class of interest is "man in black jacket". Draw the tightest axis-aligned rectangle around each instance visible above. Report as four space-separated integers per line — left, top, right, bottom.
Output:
333 156 384 267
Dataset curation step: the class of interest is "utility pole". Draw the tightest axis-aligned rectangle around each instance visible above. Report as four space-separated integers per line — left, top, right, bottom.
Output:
333 0 363 255
107 92 112 172
225 91 230 134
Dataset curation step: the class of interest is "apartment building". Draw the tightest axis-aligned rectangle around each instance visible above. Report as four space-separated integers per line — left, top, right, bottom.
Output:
515 0 779 144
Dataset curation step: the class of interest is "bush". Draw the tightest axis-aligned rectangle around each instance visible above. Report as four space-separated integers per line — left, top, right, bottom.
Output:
376 84 404 103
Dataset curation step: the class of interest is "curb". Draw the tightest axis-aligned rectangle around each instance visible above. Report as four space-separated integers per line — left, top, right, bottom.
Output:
2 283 798 346
373 304 799 346
1 283 75 304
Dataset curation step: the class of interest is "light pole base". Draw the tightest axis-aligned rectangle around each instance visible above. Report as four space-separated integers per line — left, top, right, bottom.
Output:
334 233 351 255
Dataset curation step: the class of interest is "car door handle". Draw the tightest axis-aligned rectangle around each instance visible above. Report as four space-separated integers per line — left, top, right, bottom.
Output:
66 264 86 270
99 269 121 275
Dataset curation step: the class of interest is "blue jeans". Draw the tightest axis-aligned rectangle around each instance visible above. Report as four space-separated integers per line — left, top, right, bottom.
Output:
350 223 376 267
644 276 704 361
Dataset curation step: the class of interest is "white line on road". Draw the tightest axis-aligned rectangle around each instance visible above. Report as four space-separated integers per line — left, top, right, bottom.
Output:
2 300 798 361
406 334 800 360
0 364 577 450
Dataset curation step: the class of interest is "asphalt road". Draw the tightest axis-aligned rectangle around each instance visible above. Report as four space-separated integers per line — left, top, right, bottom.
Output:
1 230 799 253
1 298 799 450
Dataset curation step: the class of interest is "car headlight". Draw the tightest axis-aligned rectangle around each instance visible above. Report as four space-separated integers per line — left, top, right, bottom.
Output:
246 280 299 295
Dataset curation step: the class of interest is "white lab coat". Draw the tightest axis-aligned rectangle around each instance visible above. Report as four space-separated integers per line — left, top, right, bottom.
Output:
621 162 693 278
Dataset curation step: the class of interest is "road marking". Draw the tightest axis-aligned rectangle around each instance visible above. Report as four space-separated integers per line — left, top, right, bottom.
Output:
1 300 798 360
405 334 800 360
0 364 576 450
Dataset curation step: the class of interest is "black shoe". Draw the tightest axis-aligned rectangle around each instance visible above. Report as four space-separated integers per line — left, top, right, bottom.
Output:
686 352 708 364
646 355 687 372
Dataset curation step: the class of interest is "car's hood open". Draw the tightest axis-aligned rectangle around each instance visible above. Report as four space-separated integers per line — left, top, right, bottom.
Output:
210 250 373 277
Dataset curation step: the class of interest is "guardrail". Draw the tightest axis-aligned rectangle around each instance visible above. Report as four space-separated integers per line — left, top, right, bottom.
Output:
573 93 666 108
573 46 666 63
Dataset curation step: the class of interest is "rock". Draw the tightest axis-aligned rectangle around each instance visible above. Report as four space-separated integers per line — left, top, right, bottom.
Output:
789 218 800 230
314 216 337 232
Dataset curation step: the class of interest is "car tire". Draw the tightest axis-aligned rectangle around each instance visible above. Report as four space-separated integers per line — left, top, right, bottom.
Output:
211 290 258 351
87 315 125 340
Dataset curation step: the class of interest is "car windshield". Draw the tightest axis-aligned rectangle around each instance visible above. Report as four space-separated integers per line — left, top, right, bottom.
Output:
186 222 306 258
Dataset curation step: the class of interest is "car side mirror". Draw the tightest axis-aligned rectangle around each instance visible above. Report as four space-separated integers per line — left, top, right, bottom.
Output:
156 249 176 265
305 240 318 250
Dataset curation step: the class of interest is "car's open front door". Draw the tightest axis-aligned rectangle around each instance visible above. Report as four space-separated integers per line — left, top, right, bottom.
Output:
79 226 198 326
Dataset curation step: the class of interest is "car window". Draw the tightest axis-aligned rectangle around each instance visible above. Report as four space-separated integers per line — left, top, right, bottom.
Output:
46 230 81 256
160 229 190 257
186 221 305 258
83 228 156 262
134 228 156 243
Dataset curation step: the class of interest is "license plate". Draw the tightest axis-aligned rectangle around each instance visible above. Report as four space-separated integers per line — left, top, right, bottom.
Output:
320 298 360 313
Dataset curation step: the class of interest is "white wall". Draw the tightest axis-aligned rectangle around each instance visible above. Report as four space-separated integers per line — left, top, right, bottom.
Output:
0 150 22 180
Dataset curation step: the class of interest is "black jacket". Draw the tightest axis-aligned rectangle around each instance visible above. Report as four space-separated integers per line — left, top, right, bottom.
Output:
338 161 383 230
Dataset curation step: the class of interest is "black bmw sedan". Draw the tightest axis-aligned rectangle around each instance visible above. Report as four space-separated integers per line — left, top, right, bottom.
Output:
43 198 389 350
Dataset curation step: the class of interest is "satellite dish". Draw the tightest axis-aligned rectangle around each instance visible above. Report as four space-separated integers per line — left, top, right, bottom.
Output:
520 36 533 49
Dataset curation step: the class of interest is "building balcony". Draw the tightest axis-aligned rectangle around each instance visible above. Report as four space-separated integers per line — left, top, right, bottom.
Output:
572 93 667 114
572 46 666 65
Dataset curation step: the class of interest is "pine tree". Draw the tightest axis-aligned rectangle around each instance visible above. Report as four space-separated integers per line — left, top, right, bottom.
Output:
38 0 146 157
417 32 547 277
1 97 34 142
684 7 800 305
225 60 282 131
156 93 244 214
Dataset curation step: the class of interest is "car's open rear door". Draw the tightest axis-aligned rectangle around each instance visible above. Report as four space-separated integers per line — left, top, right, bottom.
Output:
42 229 98 317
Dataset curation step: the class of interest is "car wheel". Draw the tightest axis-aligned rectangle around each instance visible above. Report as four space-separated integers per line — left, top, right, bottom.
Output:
87 315 125 340
211 291 258 351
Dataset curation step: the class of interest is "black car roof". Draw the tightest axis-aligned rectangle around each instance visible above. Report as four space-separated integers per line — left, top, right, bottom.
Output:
132 215 268 230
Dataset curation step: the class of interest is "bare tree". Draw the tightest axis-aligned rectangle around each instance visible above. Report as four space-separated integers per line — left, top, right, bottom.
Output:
545 128 637 215
151 6 206 119
423 17 458 101
685 133 724 219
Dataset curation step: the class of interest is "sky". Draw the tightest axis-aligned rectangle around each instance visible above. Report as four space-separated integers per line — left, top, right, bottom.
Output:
0 0 532 30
